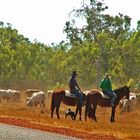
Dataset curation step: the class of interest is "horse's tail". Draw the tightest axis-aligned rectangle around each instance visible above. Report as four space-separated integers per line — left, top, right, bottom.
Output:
51 91 55 110
85 94 90 121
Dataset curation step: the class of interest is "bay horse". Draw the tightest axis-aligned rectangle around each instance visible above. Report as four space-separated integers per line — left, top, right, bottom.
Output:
85 86 130 122
51 89 86 120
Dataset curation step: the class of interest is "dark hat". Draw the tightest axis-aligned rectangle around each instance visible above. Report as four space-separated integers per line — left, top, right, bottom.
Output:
72 71 77 75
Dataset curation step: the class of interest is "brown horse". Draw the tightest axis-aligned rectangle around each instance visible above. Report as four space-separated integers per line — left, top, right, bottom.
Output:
85 86 130 122
51 89 86 120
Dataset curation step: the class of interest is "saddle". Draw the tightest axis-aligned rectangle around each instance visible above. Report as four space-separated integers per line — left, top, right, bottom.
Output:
65 90 77 98
100 91 110 99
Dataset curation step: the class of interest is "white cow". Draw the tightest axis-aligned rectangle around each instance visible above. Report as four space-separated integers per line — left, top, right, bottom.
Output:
8 89 20 102
26 91 46 113
0 89 20 102
26 89 41 97
119 92 136 114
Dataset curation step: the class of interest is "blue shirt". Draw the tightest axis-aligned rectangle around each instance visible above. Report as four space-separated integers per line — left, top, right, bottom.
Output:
69 76 79 93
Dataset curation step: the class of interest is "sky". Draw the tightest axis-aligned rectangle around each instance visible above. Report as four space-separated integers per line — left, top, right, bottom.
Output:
0 0 139 45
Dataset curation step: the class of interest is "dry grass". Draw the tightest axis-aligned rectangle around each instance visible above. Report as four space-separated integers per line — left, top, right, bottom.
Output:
0 91 139 140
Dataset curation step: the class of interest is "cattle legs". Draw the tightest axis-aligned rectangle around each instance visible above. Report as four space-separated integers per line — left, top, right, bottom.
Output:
40 100 45 113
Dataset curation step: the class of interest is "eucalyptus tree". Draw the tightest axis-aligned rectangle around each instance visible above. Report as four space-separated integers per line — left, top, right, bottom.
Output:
45 42 69 88
0 22 33 86
118 21 140 86
63 0 132 87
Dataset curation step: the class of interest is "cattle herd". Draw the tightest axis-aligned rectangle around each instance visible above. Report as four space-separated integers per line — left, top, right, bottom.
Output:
0 89 20 103
0 88 140 118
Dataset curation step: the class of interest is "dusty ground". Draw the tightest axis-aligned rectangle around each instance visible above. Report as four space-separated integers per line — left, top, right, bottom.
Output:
0 117 119 140
0 90 139 140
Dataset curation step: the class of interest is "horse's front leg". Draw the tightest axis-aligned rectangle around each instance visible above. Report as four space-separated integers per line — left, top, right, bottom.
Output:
110 106 116 122
93 105 97 122
79 106 82 121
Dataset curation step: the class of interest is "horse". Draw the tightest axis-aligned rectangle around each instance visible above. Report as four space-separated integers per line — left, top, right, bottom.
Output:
50 89 86 120
85 86 130 122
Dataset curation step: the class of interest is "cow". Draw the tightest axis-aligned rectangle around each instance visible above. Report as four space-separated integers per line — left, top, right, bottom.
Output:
119 92 137 114
0 89 20 103
26 89 40 97
26 91 46 113
6 89 21 102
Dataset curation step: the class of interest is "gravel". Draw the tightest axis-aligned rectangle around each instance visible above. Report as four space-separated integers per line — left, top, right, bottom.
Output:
0 123 81 140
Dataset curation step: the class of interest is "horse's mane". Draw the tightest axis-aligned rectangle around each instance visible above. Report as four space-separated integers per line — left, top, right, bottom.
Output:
114 86 128 93
113 86 130 99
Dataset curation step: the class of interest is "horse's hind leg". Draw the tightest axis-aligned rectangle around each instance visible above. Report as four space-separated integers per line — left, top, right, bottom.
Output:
51 106 55 118
93 105 97 122
56 106 60 119
85 110 87 121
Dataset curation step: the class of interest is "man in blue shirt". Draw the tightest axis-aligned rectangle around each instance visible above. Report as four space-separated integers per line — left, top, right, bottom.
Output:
69 71 83 105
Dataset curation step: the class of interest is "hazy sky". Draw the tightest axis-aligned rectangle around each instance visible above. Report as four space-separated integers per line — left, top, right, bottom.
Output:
0 0 139 45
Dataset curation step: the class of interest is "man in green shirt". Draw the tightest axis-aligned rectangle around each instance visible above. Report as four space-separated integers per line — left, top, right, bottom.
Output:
100 73 117 107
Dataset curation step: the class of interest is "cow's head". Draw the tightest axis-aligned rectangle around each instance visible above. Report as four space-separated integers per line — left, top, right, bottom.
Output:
26 97 33 107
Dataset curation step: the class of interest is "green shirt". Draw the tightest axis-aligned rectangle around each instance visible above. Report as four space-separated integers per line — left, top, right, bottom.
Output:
100 78 112 91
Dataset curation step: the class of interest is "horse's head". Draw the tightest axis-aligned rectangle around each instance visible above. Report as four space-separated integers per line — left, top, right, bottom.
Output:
120 86 130 99
114 86 130 99
121 86 130 99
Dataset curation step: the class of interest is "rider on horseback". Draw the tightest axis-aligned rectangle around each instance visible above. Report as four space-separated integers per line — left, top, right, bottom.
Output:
100 73 117 107
69 71 83 105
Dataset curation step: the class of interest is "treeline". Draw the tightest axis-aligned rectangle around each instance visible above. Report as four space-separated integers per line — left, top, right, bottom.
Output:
0 0 140 90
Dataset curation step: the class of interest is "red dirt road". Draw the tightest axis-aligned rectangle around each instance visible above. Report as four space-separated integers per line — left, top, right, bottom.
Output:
0 117 120 140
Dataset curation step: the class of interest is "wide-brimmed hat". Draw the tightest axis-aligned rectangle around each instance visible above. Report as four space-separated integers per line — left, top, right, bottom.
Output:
105 73 111 78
